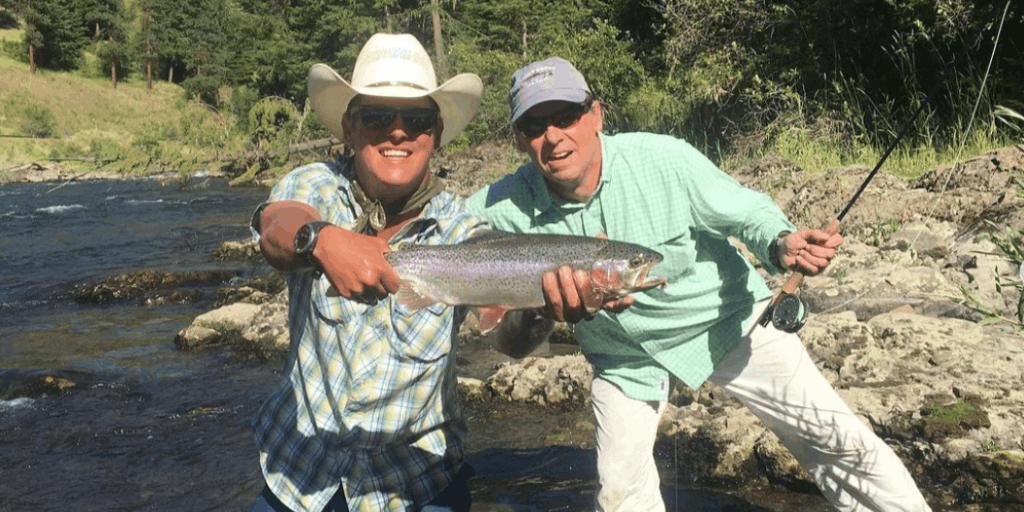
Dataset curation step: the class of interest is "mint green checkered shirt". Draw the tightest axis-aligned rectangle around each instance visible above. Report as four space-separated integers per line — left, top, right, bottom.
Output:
465 132 794 400
251 159 486 512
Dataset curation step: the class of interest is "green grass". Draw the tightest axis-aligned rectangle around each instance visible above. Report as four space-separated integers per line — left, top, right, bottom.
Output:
0 54 171 159
927 401 975 424
0 52 252 177
720 119 1011 180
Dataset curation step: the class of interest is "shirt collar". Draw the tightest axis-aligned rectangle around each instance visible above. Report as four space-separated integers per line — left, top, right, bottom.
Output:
336 156 445 244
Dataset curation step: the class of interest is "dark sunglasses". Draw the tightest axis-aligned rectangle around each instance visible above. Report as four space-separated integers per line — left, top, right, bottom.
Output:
350 105 439 134
514 102 589 138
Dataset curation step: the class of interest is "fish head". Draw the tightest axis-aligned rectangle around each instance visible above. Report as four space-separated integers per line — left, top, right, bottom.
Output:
592 243 667 296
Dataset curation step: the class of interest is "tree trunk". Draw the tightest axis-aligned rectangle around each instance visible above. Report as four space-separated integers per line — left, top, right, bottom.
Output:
29 42 35 74
168 66 173 83
430 0 447 79
521 21 528 58
110 36 117 88
145 11 152 90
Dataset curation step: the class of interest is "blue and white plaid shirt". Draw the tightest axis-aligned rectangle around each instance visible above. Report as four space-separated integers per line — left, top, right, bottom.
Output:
250 159 486 512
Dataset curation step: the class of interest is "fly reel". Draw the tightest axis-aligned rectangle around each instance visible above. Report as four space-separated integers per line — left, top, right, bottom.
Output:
758 292 808 333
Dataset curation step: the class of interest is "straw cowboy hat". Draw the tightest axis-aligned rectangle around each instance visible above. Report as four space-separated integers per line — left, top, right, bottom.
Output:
308 33 483 147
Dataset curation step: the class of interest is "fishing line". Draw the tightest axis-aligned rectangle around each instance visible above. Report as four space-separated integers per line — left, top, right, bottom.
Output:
812 0 1012 319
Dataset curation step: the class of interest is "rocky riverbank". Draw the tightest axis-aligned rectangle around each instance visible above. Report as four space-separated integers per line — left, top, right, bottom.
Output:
93 145 1024 509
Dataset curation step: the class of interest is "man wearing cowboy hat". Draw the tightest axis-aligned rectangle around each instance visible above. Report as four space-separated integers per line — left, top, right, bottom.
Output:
248 33 485 512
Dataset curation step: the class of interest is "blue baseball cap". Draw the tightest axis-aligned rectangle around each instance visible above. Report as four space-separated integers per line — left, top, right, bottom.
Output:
508 57 591 124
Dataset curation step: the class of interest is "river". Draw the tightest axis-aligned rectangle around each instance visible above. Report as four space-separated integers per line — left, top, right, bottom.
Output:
0 176 831 511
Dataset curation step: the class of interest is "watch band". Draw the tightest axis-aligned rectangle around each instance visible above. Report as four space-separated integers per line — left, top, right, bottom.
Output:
769 231 791 271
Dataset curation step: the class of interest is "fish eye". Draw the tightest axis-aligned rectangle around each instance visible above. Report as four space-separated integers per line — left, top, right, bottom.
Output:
629 254 644 267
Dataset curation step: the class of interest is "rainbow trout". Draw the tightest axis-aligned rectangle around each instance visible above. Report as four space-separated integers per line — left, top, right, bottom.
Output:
385 230 666 332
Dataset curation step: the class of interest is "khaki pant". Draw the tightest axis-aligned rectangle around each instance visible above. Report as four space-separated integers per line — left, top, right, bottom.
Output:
591 300 931 512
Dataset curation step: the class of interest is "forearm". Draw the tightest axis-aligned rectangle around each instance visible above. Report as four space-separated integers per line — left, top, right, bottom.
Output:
491 309 555 359
259 201 321 271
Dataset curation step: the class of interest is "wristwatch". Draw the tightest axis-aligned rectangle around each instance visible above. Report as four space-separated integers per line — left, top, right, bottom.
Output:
294 221 332 268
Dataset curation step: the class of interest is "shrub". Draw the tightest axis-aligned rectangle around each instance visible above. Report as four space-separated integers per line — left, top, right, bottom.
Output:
181 74 222 107
0 9 18 29
227 86 259 133
133 121 180 157
0 39 23 59
48 141 86 159
22 103 57 138
248 97 298 147
89 137 121 161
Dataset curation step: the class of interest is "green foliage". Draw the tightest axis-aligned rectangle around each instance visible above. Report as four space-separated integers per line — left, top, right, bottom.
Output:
21 103 57 138
995 105 1024 138
132 120 179 157
226 86 259 133
181 74 221 106
958 220 1024 329
24 0 90 70
248 97 298 147
48 140 86 159
0 38 21 58
88 136 121 161
926 401 975 424
90 0 135 82
0 8 17 28
982 439 1000 453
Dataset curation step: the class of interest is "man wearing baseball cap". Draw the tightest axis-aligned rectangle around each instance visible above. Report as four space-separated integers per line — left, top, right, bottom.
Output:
466 57 932 512
248 33 485 512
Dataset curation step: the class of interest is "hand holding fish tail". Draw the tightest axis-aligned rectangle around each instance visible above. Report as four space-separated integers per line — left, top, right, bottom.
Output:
778 229 844 276
315 226 400 301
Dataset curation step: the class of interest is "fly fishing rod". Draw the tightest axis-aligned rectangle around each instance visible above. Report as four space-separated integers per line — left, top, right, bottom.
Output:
758 98 929 332
759 1 1008 332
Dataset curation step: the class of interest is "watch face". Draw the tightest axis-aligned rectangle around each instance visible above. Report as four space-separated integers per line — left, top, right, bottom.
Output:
295 221 330 261
295 224 314 253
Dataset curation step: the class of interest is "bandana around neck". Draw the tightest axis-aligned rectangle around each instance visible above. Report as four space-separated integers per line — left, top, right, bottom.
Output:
348 170 446 234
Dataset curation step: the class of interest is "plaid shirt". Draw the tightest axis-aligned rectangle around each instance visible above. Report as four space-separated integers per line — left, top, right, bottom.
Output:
250 159 486 512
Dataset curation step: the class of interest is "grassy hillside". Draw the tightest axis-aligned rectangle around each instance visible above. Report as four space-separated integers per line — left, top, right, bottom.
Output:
0 28 248 178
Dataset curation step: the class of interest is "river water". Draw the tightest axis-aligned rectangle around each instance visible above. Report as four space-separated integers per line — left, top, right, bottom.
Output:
0 177 830 511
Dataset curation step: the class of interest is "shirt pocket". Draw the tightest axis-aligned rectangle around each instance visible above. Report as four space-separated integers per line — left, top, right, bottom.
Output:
308 272 361 324
389 301 453 363
633 222 696 287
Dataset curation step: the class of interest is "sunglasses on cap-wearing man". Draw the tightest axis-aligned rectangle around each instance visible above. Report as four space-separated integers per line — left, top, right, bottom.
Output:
514 100 591 139
349 104 440 134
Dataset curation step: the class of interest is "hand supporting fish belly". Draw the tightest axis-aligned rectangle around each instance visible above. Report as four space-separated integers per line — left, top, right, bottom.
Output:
380 230 667 333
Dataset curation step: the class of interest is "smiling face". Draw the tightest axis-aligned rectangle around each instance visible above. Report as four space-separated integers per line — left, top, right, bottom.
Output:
515 98 603 203
342 95 442 204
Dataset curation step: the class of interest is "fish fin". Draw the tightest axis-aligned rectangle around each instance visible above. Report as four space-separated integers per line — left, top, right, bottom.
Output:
476 306 510 334
394 283 438 310
462 228 517 244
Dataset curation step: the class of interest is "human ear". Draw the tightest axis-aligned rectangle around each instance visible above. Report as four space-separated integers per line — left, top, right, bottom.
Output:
434 119 444 150
590 101 604 133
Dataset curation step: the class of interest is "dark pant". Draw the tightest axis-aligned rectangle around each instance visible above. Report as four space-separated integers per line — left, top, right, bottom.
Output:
250 465 473 512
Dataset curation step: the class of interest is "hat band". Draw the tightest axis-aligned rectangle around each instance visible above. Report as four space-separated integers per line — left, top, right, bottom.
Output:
364 80 430 91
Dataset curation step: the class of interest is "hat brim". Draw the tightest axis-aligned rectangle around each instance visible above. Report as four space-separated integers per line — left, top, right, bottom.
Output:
510 87 589 124
308 63 483 147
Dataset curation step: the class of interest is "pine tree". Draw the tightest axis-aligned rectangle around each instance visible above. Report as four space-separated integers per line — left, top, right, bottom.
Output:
23 0 89 71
